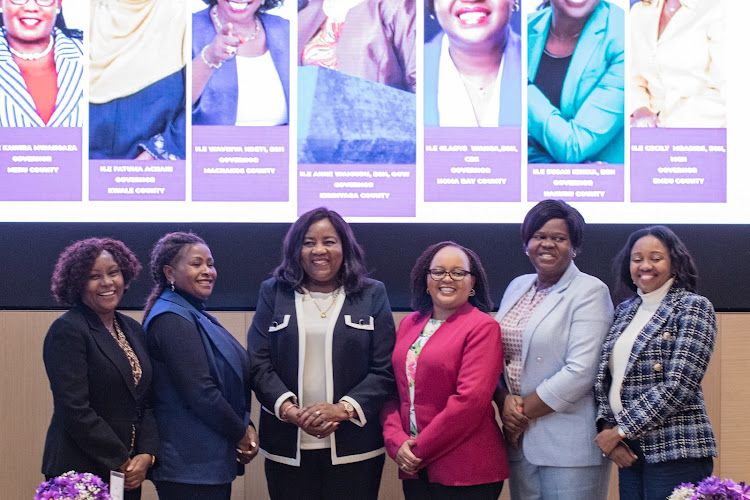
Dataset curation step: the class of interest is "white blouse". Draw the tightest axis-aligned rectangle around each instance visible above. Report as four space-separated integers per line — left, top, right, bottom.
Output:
608 277 675 415
437 35 503 128
235 51 288 126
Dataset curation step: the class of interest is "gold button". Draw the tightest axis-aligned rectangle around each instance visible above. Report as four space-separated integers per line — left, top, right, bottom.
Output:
663 333 671 340
653 363 662 372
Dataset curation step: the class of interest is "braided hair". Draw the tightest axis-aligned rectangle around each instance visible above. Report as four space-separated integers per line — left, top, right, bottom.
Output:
143 232 206 318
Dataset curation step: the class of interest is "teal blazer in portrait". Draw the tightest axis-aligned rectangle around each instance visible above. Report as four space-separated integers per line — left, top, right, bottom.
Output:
527 1 624 164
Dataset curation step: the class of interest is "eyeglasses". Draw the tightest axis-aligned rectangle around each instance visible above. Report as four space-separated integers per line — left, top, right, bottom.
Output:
428 269 472 281
8 0 57 7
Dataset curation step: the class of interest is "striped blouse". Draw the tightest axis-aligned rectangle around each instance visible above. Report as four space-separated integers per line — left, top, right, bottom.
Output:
0 28 83 127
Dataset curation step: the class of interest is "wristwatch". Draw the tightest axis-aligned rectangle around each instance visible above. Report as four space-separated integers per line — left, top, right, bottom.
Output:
616 426 626 439
340 400 356 420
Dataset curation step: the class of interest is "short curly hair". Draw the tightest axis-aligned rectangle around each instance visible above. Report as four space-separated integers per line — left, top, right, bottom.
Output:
51 238 142 306
409 241 493 315
201 0 284 16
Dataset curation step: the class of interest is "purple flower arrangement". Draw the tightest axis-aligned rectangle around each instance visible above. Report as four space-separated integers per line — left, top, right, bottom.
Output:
35 471 112 500
669 476 750 500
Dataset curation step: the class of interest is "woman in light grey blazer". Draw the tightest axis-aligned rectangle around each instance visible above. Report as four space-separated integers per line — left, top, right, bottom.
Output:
494 199 614 499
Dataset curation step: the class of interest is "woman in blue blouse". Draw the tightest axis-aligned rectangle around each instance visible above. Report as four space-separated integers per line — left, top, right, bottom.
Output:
595 226 716 499
527 0 624 163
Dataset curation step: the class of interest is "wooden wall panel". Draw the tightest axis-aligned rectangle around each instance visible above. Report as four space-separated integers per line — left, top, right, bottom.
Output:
718 313 750 479
0 311 59 499
1 311 745 499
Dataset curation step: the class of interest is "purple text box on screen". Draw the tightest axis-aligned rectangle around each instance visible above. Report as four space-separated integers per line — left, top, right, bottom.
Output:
89 160 186 201
192 126 289 201
630 128 726 202
528 163 624 202
297 163 416 217
0 127 82 201
424 127 521 202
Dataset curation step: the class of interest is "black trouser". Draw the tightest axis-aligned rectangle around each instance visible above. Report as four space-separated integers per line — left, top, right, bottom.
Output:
265 449 385 500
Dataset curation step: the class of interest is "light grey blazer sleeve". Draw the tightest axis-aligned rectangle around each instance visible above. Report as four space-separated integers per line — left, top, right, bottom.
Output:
496 262 614 467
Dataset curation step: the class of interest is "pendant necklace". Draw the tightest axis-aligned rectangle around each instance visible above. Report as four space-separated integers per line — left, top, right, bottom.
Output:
309 288 340 318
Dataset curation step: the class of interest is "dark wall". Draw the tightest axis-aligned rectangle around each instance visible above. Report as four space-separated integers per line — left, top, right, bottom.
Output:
3 223 749 312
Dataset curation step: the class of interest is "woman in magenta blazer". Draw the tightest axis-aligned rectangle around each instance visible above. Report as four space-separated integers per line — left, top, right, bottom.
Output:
381 241 508 499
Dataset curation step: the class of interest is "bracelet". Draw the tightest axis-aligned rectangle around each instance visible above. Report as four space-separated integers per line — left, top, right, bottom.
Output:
149 455 156 467
280 403 299 423
201 46 222 69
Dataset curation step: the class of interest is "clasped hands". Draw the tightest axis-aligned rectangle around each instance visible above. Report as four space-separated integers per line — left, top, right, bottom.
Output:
281 401 350 439
396 439 422 475
501 394 528 448
236 425 259 464
118 453 152 490
594 426 638 468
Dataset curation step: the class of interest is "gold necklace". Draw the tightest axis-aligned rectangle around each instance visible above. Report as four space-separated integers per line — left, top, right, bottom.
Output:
308 288 340 318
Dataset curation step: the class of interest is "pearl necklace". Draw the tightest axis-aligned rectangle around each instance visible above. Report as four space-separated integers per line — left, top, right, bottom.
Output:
9 35 54 61
211 6 260 41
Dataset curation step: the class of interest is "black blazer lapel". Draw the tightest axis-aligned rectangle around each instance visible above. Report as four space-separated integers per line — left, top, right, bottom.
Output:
79 305 138 399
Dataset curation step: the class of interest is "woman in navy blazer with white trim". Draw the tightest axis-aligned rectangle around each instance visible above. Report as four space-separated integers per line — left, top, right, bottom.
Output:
595 226 716 499
248 207 396 499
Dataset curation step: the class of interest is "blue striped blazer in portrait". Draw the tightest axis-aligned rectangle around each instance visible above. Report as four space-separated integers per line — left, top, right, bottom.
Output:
0 28 83 127
595 284 717 463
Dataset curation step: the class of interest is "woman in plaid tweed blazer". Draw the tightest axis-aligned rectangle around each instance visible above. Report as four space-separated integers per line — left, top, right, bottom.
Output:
594 226 717 499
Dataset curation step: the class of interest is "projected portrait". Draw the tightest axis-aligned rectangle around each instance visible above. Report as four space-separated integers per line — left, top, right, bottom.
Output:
527 0 624 164
296 0 417 165
298 0 416 93
0 0 83 127
192 0 290 126
89 0 187 160
424 0 522 127
630 0 725 128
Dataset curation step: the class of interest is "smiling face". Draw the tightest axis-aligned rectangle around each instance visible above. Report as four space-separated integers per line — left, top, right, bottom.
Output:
216 0 262 25
301 218 344 293
549 0 601 23
165 243 217 301
630 235 673 294
434 0 513 50
427 246 476 320
526 218 575 288
81 250 125 321
1 0 60 48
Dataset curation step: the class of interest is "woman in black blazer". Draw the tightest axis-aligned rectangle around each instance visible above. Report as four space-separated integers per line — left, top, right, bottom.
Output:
42 238 158 500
